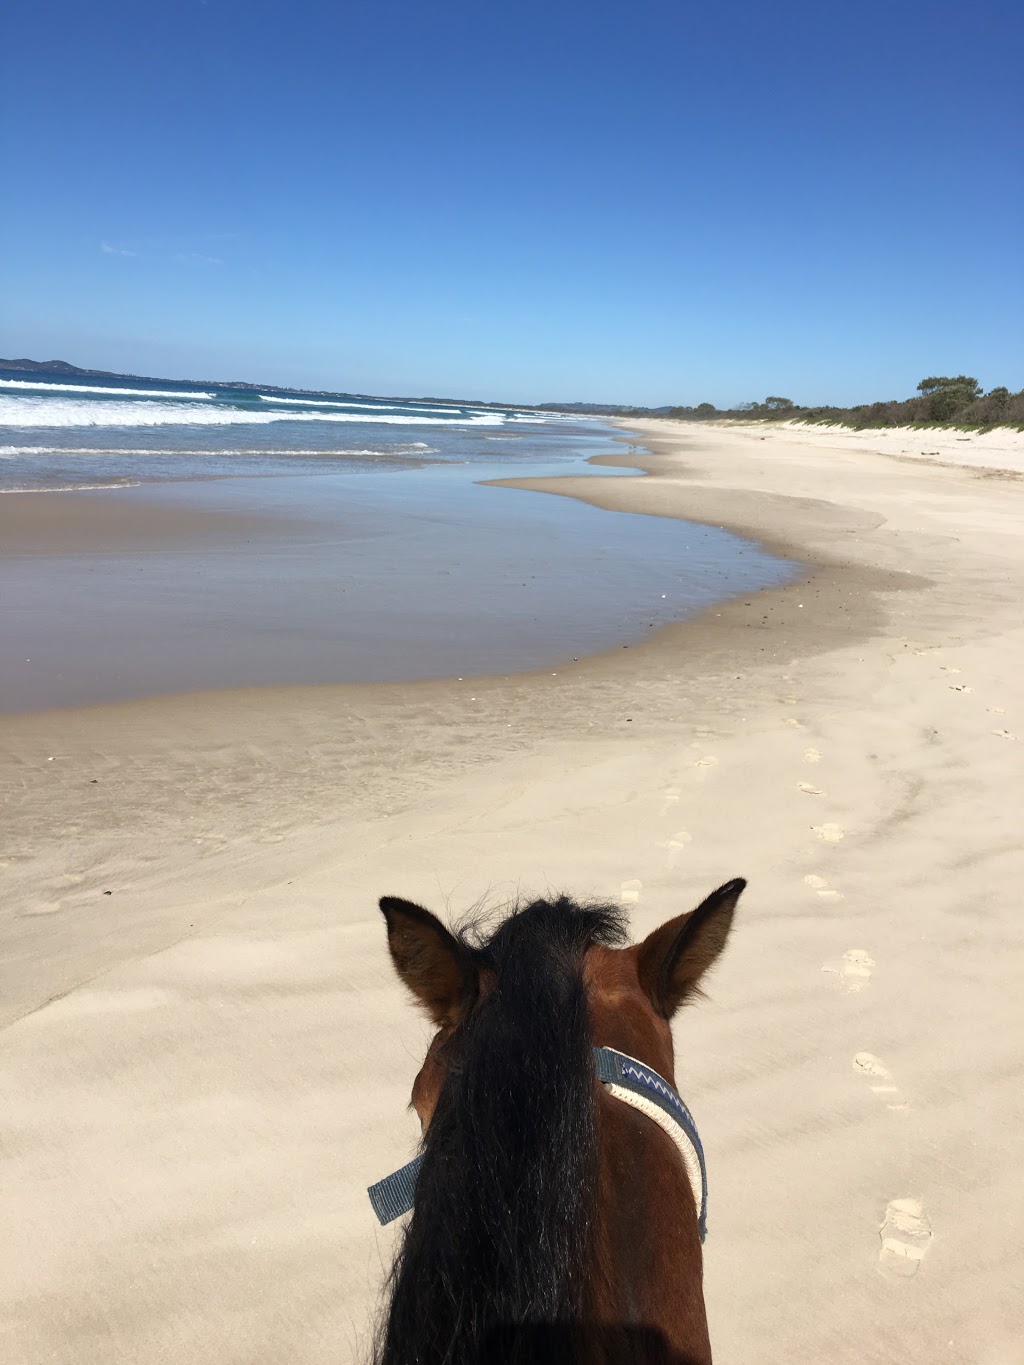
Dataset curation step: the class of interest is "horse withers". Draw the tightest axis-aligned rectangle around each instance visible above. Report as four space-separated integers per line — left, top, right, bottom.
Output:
371 878 745 1365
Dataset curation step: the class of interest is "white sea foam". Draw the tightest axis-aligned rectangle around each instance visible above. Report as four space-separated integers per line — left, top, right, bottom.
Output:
257 394 462 416
0 379 216 400
1 481 144 494
0 446 438 457
0 397 505 429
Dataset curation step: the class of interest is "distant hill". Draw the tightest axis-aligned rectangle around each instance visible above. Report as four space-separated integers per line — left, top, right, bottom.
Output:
0 358 122 377
0 358 273 391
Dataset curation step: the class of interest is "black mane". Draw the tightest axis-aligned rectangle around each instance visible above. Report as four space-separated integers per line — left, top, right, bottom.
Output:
377 896 627 1365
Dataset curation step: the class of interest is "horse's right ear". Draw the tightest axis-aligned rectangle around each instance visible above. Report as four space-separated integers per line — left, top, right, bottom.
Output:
636 878 745 1018
379 897 476 1029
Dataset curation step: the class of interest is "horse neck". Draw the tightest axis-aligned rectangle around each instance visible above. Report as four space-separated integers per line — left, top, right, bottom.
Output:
591 1086 712 1365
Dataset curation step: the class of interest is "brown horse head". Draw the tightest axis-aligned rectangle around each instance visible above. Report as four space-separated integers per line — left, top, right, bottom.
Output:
376 879 745 1365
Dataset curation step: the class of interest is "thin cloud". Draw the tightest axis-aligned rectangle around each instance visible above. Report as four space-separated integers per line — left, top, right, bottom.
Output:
101 242 137 257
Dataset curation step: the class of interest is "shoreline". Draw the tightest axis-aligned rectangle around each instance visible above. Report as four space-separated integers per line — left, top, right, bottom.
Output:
2 420 1022 1362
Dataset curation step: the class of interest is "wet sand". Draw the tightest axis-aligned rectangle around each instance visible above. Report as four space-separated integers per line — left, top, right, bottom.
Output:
1 420 1023 1363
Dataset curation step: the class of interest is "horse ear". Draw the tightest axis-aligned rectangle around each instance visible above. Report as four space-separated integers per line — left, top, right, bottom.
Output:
636 878 745 1019
379 896 476 1029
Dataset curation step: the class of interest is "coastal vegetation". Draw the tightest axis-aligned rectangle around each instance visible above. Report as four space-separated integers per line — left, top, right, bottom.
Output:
537 378 1023 430
664 376 1024 431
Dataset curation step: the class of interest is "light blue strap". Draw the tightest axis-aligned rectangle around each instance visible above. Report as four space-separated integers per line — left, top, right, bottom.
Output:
368 1153 424 1225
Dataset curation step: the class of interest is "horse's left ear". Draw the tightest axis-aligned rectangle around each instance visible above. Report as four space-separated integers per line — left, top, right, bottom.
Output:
636 878 745 1019
379 896 477 1029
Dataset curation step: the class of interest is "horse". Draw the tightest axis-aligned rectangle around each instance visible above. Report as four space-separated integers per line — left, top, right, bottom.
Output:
369 877 745 1365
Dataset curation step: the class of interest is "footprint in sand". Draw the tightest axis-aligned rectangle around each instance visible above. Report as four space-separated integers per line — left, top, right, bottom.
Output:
54 872 86 888
620 879 642 905
852 1052 909 1113
797 781 824 796
986 706 1005 715
20 899 64 917
822 948 875 990
939 666 961 675
803 747 822 764
783 718 803 729
805 874 843 902
878 1199 932 1279
694 756 718 774
659 785 681 815
812 823 844 842
656 830 692 869
992 729 1016 741
948 684 973 693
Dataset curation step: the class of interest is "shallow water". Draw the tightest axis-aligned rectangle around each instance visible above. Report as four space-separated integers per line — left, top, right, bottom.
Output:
1 456 797 711
0 369 798 711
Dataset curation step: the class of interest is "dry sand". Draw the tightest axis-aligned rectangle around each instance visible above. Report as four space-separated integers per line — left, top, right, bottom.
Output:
2 419 1022 1363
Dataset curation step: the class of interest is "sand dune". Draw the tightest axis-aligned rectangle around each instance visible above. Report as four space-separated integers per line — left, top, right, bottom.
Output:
1 420 1022 1362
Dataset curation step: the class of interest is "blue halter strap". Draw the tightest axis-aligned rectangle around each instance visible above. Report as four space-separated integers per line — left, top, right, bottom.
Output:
368 1045 708 1242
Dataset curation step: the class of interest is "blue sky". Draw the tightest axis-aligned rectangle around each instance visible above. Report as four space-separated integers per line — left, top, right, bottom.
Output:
2 0 1021 405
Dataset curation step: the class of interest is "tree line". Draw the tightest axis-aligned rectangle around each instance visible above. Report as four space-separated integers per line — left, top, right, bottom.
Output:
665 377 1024 429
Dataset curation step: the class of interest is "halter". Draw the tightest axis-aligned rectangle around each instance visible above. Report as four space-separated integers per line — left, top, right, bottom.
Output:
368 1045 708 1242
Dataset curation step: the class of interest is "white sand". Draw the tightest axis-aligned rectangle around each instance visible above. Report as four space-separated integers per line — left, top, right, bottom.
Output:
1 419 1022 1362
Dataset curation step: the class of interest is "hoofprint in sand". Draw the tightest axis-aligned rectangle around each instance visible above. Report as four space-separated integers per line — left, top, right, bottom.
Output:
1 419 1021 1362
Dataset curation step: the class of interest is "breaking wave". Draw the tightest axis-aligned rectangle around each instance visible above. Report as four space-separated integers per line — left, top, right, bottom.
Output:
0 444 438 458
258 394 464 416
0 379 216 400
0 397 505 429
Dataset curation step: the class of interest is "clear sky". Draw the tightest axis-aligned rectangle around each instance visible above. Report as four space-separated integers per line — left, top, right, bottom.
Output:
2 0 1021 406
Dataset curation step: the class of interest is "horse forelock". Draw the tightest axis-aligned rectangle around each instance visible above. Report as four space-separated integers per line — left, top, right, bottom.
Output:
376 897 626 1365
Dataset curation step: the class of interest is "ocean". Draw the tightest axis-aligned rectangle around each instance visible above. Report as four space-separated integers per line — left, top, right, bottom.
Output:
0 365 798 710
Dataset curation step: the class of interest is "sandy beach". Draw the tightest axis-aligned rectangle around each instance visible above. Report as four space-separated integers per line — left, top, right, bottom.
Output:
2 418 1022 1363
